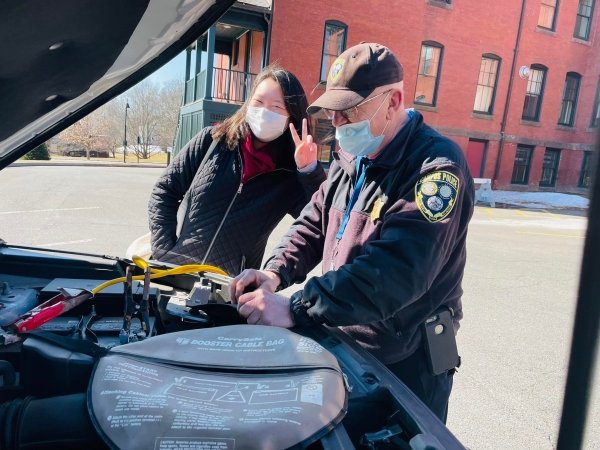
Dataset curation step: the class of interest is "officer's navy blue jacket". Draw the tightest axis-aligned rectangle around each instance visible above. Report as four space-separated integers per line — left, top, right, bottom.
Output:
264 111 475 364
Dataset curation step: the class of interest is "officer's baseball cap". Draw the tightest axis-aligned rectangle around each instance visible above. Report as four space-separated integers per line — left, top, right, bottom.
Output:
307 42 403 115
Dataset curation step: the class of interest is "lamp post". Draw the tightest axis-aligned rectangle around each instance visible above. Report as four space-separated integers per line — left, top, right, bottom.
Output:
123 102 130 163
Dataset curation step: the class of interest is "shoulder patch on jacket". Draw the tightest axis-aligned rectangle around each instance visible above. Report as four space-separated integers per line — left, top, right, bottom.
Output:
415 171 460 222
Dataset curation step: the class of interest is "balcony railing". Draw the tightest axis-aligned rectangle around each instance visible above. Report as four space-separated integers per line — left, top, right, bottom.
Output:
185 77 196 104
184 68 256 105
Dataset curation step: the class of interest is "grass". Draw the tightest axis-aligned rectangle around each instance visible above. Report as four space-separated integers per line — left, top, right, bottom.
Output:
45 152 169 164
116 152 169 164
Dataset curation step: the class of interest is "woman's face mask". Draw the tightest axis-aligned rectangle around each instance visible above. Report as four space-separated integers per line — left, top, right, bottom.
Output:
246 106 289 142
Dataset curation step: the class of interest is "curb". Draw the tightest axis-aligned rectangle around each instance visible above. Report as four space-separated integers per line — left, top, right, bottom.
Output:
10 161 167 169
475 202 588 214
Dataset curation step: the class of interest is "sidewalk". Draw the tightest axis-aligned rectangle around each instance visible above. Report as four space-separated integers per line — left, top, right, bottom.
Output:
483 190 589 210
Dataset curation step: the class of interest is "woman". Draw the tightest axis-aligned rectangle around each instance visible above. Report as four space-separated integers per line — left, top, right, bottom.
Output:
148 66 326 276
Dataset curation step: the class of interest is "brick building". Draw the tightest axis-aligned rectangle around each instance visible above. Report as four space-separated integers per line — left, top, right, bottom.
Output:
176 0 599 192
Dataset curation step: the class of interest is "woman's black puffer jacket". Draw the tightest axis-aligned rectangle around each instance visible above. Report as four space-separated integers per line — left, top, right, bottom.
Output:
148 126 326 276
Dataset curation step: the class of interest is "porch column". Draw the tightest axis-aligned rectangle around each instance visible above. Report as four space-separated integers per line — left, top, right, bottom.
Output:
185 47 192 81
205 25 216 100
193 37 203 101
195 37 203 75
184 46 192 103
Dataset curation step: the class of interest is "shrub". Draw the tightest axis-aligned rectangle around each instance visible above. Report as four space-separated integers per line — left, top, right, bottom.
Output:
22 143 51 160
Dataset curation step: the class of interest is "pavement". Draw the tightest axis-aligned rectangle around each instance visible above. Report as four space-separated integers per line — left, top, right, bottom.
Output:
479 189 589 210
10 157 591 211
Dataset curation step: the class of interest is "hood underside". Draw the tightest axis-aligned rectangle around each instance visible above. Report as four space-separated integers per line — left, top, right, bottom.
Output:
0 0 235 169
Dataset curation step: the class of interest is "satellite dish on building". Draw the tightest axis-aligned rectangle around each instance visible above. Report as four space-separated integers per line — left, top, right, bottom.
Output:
519 66 530 79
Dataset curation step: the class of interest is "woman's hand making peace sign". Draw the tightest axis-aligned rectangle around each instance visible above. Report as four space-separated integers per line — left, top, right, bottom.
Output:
290 118 318 170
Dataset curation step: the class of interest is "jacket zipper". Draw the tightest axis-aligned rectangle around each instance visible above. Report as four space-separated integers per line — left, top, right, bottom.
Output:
330 161 369 271
201 181 243 265
200 151 293 266
201 152 245 265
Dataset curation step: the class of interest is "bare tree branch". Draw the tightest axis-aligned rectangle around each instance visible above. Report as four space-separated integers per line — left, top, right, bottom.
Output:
58 78 183 160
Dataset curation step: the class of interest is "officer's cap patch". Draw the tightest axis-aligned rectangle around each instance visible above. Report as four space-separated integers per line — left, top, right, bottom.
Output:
415 171 459 222
329 58 345 82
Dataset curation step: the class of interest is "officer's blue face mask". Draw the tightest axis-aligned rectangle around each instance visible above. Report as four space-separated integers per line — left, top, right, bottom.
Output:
335 91 391 158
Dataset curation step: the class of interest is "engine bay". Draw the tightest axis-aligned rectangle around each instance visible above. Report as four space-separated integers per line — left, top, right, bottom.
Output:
0 244 463 449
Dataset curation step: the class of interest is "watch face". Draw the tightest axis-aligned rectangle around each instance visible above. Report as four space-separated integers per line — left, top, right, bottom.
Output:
291 295 313 326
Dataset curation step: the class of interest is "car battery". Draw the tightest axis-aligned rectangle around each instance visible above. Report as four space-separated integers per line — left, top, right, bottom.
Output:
38 317 82 335
88 316 157 347
40 278 159 316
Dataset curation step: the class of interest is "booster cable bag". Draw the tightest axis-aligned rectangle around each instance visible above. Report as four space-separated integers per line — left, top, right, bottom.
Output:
88 324 348 450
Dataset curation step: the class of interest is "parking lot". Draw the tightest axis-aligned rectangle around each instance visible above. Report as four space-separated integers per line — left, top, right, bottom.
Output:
0 165 596 449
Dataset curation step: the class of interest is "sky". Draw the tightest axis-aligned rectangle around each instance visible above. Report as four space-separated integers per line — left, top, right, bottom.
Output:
146 51 187 85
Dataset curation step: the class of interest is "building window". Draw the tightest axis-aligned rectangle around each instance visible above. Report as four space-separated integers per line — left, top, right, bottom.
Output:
579 152 593 187
540 148 561 187
558 72 581 126
591 79 600 127
414 42 443 106
538 0 559 30
320 21 347 82
574 0 595 40
511 145 534 184
315 118 336 164
473 54 501 114
558 72 581 127
522 65 547 121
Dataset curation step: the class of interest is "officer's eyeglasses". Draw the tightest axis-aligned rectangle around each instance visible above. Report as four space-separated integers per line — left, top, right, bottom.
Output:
322 89 392 121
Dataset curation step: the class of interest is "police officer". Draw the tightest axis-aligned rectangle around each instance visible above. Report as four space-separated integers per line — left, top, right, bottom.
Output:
230 42 475 422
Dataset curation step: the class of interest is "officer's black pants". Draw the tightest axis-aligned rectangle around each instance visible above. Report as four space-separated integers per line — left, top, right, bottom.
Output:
385 346 454 424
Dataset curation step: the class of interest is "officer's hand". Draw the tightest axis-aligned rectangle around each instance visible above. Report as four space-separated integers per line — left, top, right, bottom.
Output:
237 289 294 328
290 118 317 170
229 269 281 304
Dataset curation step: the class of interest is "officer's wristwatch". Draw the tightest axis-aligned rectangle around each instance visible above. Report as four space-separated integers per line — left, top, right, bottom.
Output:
290 292 314 327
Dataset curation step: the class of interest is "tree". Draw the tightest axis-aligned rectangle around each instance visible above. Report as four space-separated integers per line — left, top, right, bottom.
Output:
154 79 184 150
22 143 50 160
99 100 127 158
58 114 106 159
57 78 183 161
124 79 183 159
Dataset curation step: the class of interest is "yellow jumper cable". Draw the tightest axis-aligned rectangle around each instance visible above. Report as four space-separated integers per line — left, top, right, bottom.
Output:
91 256 227 296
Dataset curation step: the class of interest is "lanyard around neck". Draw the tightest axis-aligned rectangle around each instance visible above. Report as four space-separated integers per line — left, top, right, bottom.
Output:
336 156 369 241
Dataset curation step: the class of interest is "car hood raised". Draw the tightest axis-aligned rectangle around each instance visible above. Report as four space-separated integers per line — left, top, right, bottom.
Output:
0 0 235 170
